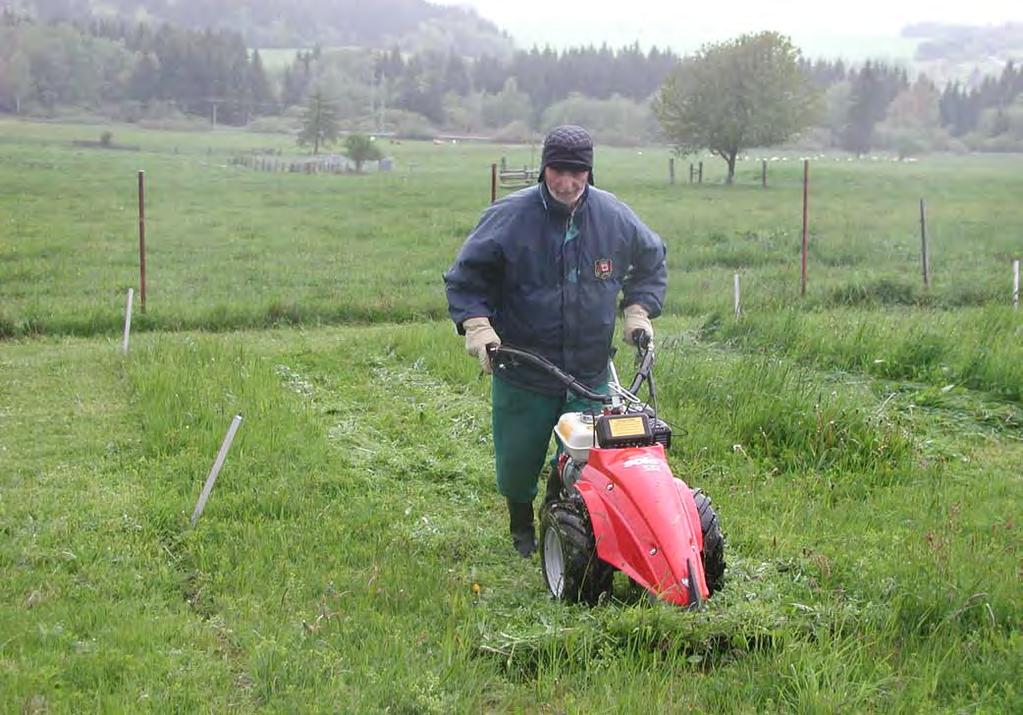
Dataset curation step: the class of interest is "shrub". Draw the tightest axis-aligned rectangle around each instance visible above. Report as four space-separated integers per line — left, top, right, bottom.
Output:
492 120 536 143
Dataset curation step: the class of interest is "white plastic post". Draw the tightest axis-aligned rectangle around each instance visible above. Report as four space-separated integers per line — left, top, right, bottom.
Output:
920 198 930 289
191 414 243 526
734 273 741 317
122 288 134 354
1014 259 1020 310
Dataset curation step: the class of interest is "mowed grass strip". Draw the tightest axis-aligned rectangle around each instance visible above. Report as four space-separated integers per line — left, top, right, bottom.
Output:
0 338 237 711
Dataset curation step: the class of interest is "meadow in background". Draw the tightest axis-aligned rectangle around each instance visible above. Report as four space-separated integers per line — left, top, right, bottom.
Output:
1 119 1020 711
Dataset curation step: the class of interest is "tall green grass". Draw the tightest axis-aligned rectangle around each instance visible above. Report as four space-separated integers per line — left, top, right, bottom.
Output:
652 338 914 481
708 305 1023 402
2 118 1021 710
2 325 1019 710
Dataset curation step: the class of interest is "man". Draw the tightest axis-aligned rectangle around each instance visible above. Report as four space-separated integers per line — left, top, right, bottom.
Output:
444 125 667 557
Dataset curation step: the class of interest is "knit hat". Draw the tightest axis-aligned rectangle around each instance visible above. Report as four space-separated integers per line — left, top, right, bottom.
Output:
538 125 594 185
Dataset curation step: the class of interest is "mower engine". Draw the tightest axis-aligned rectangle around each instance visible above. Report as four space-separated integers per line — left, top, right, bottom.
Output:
554 408 673 491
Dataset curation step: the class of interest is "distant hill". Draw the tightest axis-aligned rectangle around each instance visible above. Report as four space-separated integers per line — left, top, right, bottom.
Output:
904 22 1023 62
902 22 1023 85
9 0 510 53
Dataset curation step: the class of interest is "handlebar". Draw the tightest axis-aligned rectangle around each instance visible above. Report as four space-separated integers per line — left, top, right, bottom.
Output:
487 344 612 403
632 329 651 351
627 330 654 396
487 334 654 404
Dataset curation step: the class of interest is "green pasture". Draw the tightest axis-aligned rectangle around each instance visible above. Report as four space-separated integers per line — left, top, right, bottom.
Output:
1 119 1021 711
2 118 1022 338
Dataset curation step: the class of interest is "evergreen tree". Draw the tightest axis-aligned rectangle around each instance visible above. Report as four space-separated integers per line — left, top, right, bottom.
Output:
248 49 276 116
840 62 907 154
128 51 160 102
471 53 504 93
297 88 340 154
282 50 314 108
375 46 405 82
396 53 445 123
442 53 470 95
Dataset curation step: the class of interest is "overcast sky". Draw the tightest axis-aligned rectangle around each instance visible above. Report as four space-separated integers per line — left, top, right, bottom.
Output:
435 0 1023 57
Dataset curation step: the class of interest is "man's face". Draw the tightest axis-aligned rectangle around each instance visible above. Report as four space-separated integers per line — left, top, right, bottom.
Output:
544 165 589 207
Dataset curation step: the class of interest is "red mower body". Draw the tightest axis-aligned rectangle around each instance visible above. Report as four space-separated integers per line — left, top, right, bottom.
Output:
571 444 709 607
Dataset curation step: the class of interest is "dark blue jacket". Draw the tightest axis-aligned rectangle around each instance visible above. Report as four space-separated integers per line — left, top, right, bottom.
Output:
444 182 667 395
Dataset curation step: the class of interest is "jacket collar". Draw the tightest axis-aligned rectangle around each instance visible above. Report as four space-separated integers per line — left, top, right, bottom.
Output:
539 182 589 217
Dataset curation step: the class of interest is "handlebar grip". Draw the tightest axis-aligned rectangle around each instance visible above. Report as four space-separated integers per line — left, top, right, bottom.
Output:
632 329 651 350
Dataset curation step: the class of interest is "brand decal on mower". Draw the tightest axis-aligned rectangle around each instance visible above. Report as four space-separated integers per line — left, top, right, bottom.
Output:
623 456 663 472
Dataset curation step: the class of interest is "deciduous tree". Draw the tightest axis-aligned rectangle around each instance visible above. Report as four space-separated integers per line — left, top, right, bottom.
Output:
343 133 383 172
655 32 818 183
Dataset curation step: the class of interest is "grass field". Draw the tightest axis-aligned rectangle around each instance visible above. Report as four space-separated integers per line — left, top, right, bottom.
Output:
1 118 1021 711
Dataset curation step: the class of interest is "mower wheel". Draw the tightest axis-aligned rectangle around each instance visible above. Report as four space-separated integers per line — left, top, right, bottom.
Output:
691 488 726 594
539 490 612 605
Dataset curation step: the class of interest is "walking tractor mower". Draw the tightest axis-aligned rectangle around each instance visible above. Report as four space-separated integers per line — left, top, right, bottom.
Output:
488 332 725 608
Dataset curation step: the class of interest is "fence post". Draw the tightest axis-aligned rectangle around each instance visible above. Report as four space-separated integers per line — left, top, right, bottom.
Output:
801 159 810 298
190 415 244 527
689 163 694 183
920 199 931 289
669 157 675 185
1013 259 1020 310
734 273 741 318
122 288 134 355
491 163 497 204
761 159 767 188
137 170 147 313
698 161 703 184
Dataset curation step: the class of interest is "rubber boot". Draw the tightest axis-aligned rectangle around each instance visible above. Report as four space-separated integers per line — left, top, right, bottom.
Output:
543 464 564 506
507 499 536 558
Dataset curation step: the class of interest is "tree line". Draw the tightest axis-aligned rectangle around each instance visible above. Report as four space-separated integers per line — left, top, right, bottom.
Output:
940 64 1023 142
0 13 274 124
11 0 504 50
2 11 1021 155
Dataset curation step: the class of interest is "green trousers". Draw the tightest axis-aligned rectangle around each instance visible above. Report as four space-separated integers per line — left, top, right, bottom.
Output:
491 375 608 503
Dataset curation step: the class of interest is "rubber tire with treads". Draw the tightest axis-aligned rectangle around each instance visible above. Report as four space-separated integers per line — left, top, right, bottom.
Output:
539 489 613 605
691 488 726 594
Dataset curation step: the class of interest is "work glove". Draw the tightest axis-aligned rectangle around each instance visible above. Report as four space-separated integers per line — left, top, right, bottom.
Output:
463 317 500 373
623 304 653 346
